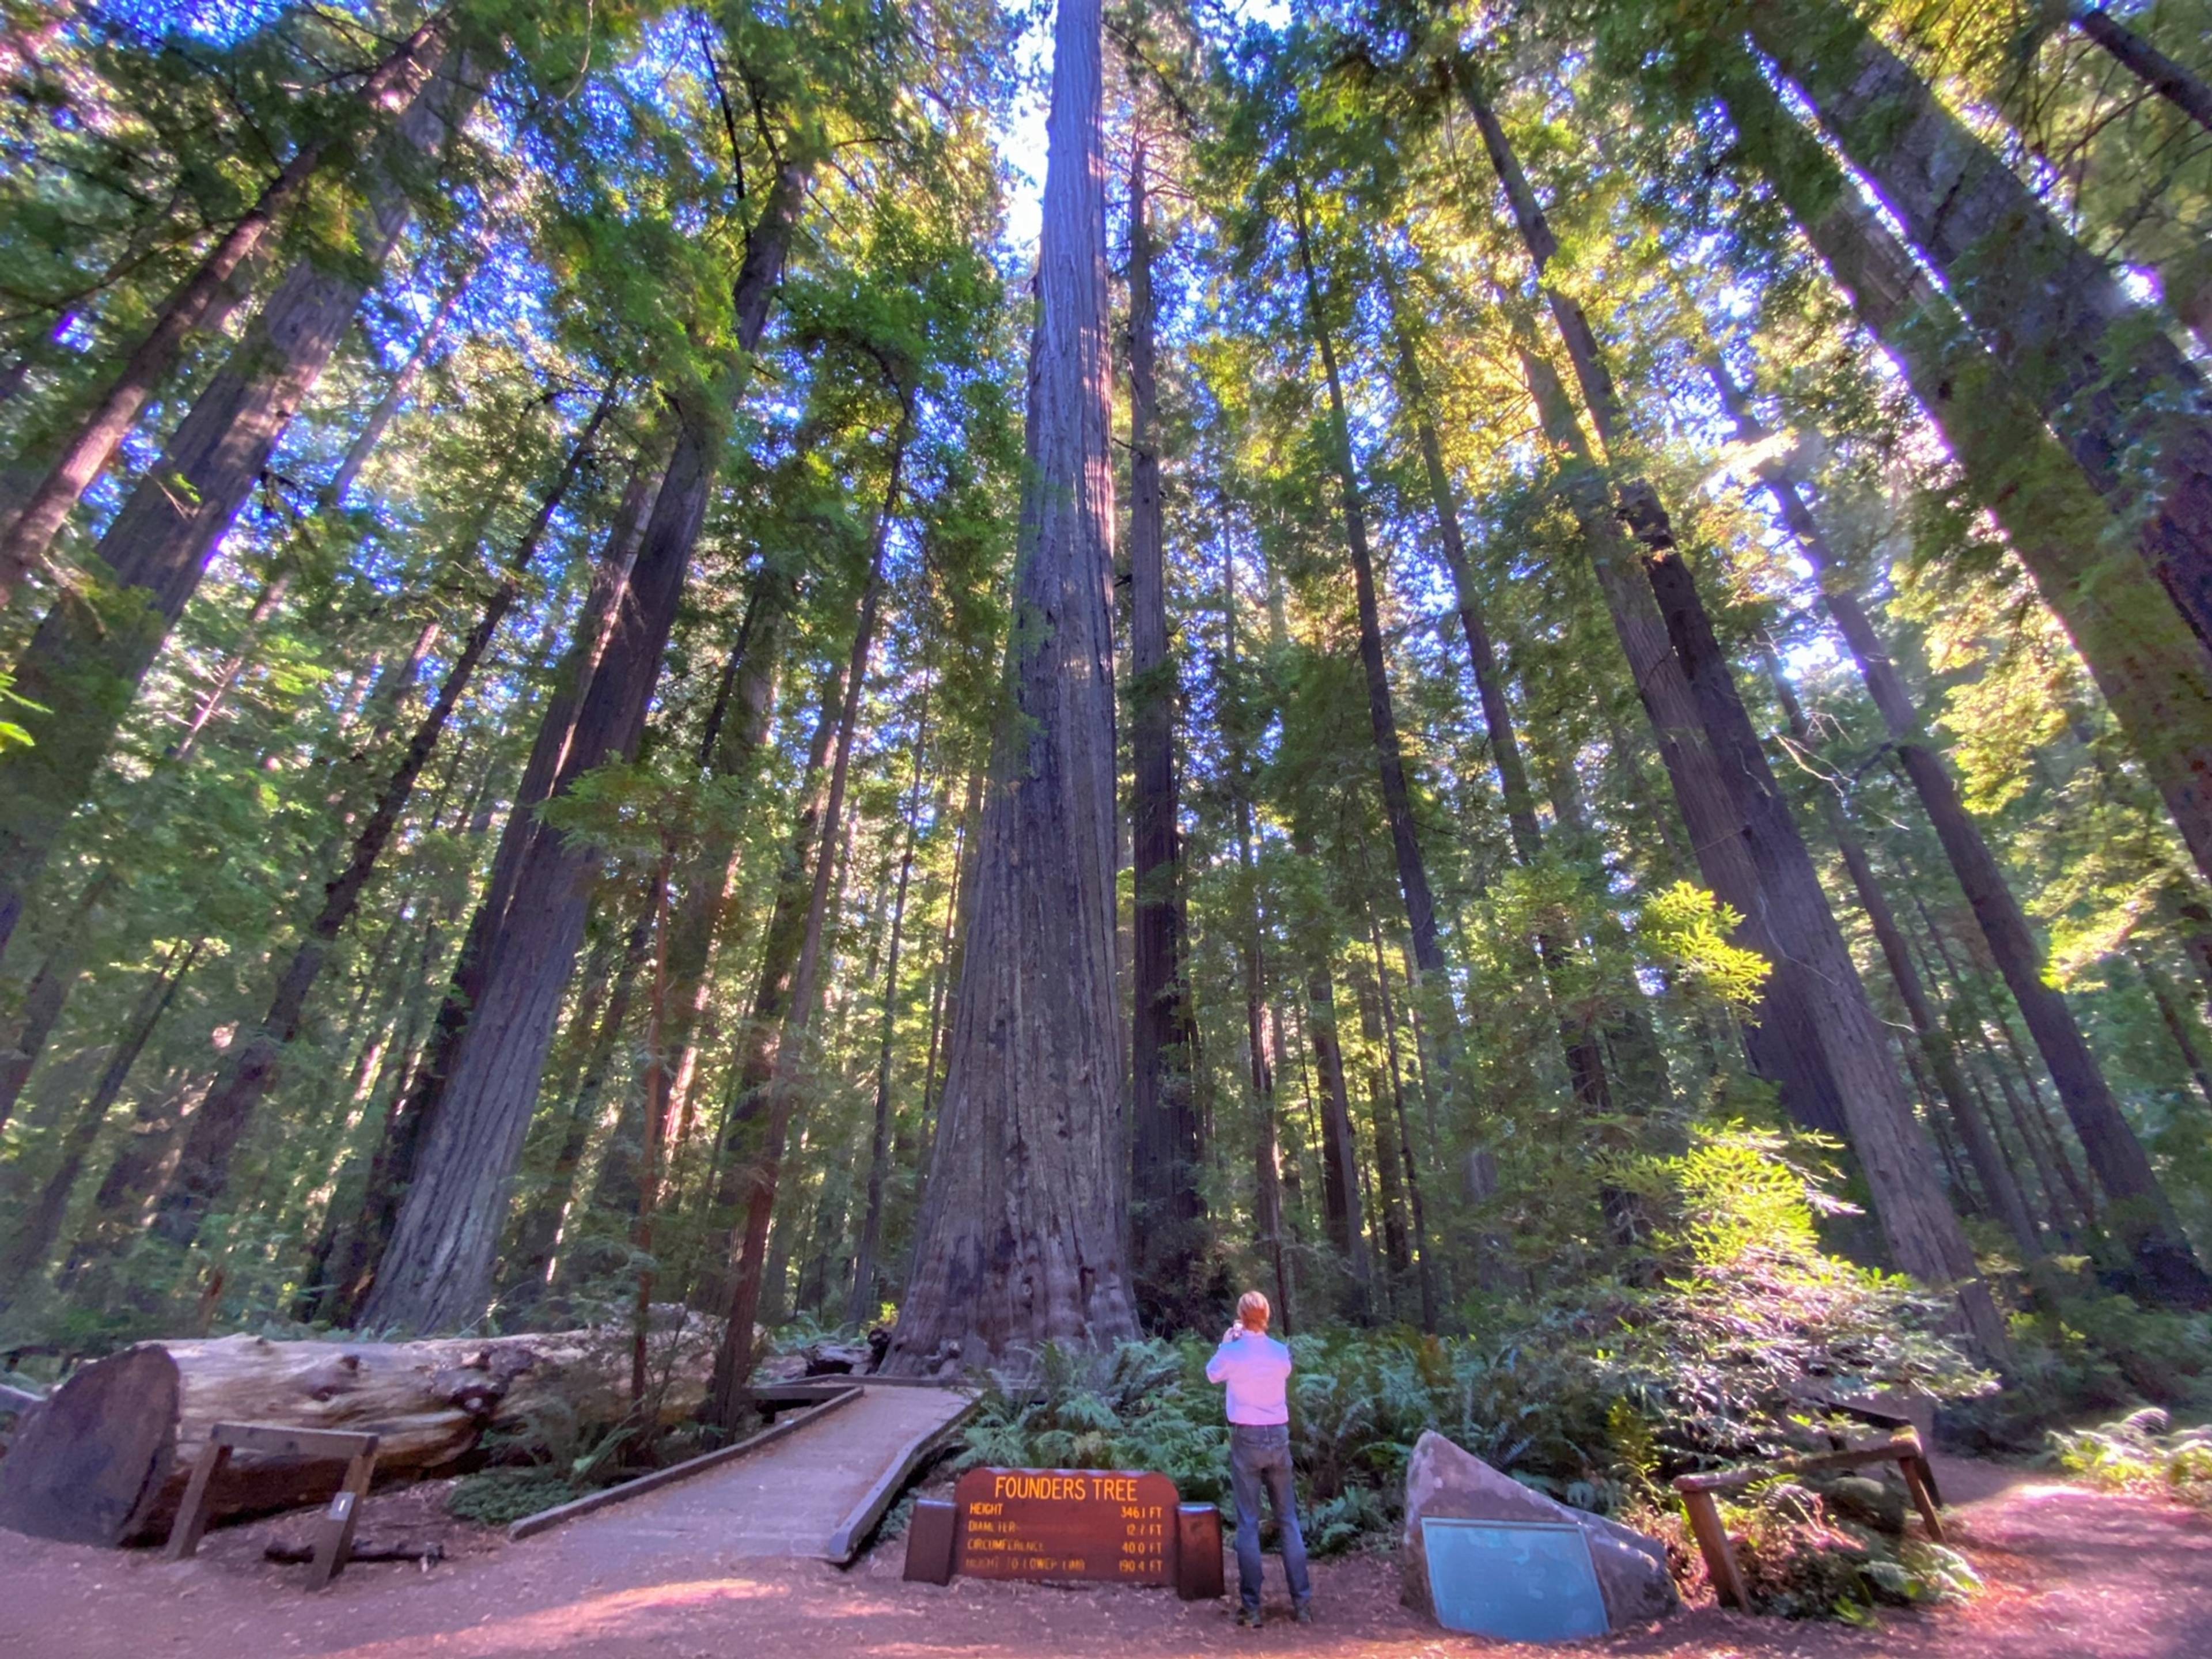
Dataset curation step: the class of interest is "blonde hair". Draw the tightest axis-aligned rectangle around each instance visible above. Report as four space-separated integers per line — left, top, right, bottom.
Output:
1237 1290 1271 1331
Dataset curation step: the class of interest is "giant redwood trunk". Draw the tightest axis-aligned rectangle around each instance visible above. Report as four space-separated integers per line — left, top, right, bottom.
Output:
1518 340 1847 1137
0 18 450 607
880 0 1138 1375
1718 366 2209 1301
325 454 661 1322
1758 651 2044 1260
1126 138 1206 1328
1470 84 1997 1346
357 161 810 1333
1626 494 2004 1353
148 389 615 1253
0 51 474 960
1710 50 2212 893
1737 0 2212 661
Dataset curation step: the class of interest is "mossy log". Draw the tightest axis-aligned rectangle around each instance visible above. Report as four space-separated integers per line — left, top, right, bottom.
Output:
0 1317 717 1546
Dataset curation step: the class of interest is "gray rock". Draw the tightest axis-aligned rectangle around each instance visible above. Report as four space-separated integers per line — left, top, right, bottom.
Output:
1401 1430 1680 1632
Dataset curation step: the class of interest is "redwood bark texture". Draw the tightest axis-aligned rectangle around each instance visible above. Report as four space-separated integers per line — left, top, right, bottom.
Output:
1710 50 2212 892
881 0 1139 1374
1741 0 2212 662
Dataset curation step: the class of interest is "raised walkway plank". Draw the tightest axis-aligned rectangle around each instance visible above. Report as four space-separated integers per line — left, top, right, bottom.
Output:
514 1381 972 1565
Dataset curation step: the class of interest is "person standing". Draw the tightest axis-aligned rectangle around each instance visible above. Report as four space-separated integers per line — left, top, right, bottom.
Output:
1205 1290 1312 1627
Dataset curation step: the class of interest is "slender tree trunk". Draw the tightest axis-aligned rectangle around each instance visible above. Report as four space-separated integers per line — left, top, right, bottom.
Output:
883 0 1138 1376
0 51 476 957
1719 366 2205 1299
358 160 812 1333
1126 136 1206 1328
327 457 658 1322
643 563 790 1247
2073 5 2212 132
149 387 615 1252
2138 952 2212 1111
706 432 904 1422
1474 86 1999 1346
1518 336 1848 1135
847 700 930 1329
0 20 449 603
1286 179 1453 1017
0 942 198 1301
1764 654 2045 1259
1630 493 2003 1349
0 878 112 1128
1709 44 2212 888
918 768 980 1145
320 252 476 510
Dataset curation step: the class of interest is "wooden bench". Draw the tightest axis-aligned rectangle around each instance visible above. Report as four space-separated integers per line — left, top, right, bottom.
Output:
1672 1431 1944 1611
163 1422 380 1590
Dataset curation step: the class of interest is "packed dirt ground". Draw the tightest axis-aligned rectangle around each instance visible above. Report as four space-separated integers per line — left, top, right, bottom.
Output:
5 1458 2209 1658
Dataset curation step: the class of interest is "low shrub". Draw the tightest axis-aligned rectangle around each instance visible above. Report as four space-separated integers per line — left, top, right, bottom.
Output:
2047 1406 2212 1508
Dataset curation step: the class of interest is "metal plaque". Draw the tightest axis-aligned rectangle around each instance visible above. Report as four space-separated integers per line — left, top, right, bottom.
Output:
1421 1516 1609 1643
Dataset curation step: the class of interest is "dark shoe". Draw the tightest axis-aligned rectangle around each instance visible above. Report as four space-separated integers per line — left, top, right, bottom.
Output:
1293 1603 1315 1624
1236 1608 1263 1628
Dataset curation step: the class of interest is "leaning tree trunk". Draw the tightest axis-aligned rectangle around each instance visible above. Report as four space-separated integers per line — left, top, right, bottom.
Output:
149 387 615 1253
2072 5 2212 135
1517 336 1848 1137
357 161 808 1334
1126 137 1206 1331
0 944 198 1302
690 666 844 1320
0 50 474 959
1469 80 1999 1347
1717 364 2209 1302
0 18 450 606
1475 82 1851 1138
1711 48 2212 891
880 0 1139 1375
1384 268 1620 1124
325 461 656 1323
1625 489 2006 1353
1758 653 2044 1260
1738 0 2212 663
0 1322 718 1547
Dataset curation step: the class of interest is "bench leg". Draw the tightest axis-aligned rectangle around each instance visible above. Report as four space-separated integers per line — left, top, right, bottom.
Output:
162 1442 232 1562
1681 1488 1749 1611
307 1449 376 1590
1900 1456 1945 1544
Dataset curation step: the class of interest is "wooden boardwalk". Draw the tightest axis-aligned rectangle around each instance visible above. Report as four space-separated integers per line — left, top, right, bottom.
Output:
520 1382 972 1567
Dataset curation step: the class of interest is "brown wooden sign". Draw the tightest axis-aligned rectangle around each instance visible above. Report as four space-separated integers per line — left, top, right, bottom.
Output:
951 1467 1179 1584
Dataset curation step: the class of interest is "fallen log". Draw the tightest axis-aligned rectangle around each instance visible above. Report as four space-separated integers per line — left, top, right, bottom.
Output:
0 1314 719 1546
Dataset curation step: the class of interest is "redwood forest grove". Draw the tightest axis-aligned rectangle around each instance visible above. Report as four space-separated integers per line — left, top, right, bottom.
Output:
6 0 2212 1616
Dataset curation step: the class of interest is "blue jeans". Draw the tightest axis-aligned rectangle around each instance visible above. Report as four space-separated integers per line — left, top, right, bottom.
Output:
1229 1423 1310 1613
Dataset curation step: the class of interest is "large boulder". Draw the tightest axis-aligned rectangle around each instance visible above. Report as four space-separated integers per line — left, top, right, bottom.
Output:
1401 1430 1679 1632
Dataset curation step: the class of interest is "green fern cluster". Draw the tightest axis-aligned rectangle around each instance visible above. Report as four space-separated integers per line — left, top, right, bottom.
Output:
2048 1406 2212 1508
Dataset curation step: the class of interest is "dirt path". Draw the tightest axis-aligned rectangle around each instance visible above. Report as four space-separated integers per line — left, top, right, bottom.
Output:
5 1455 2209 1657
